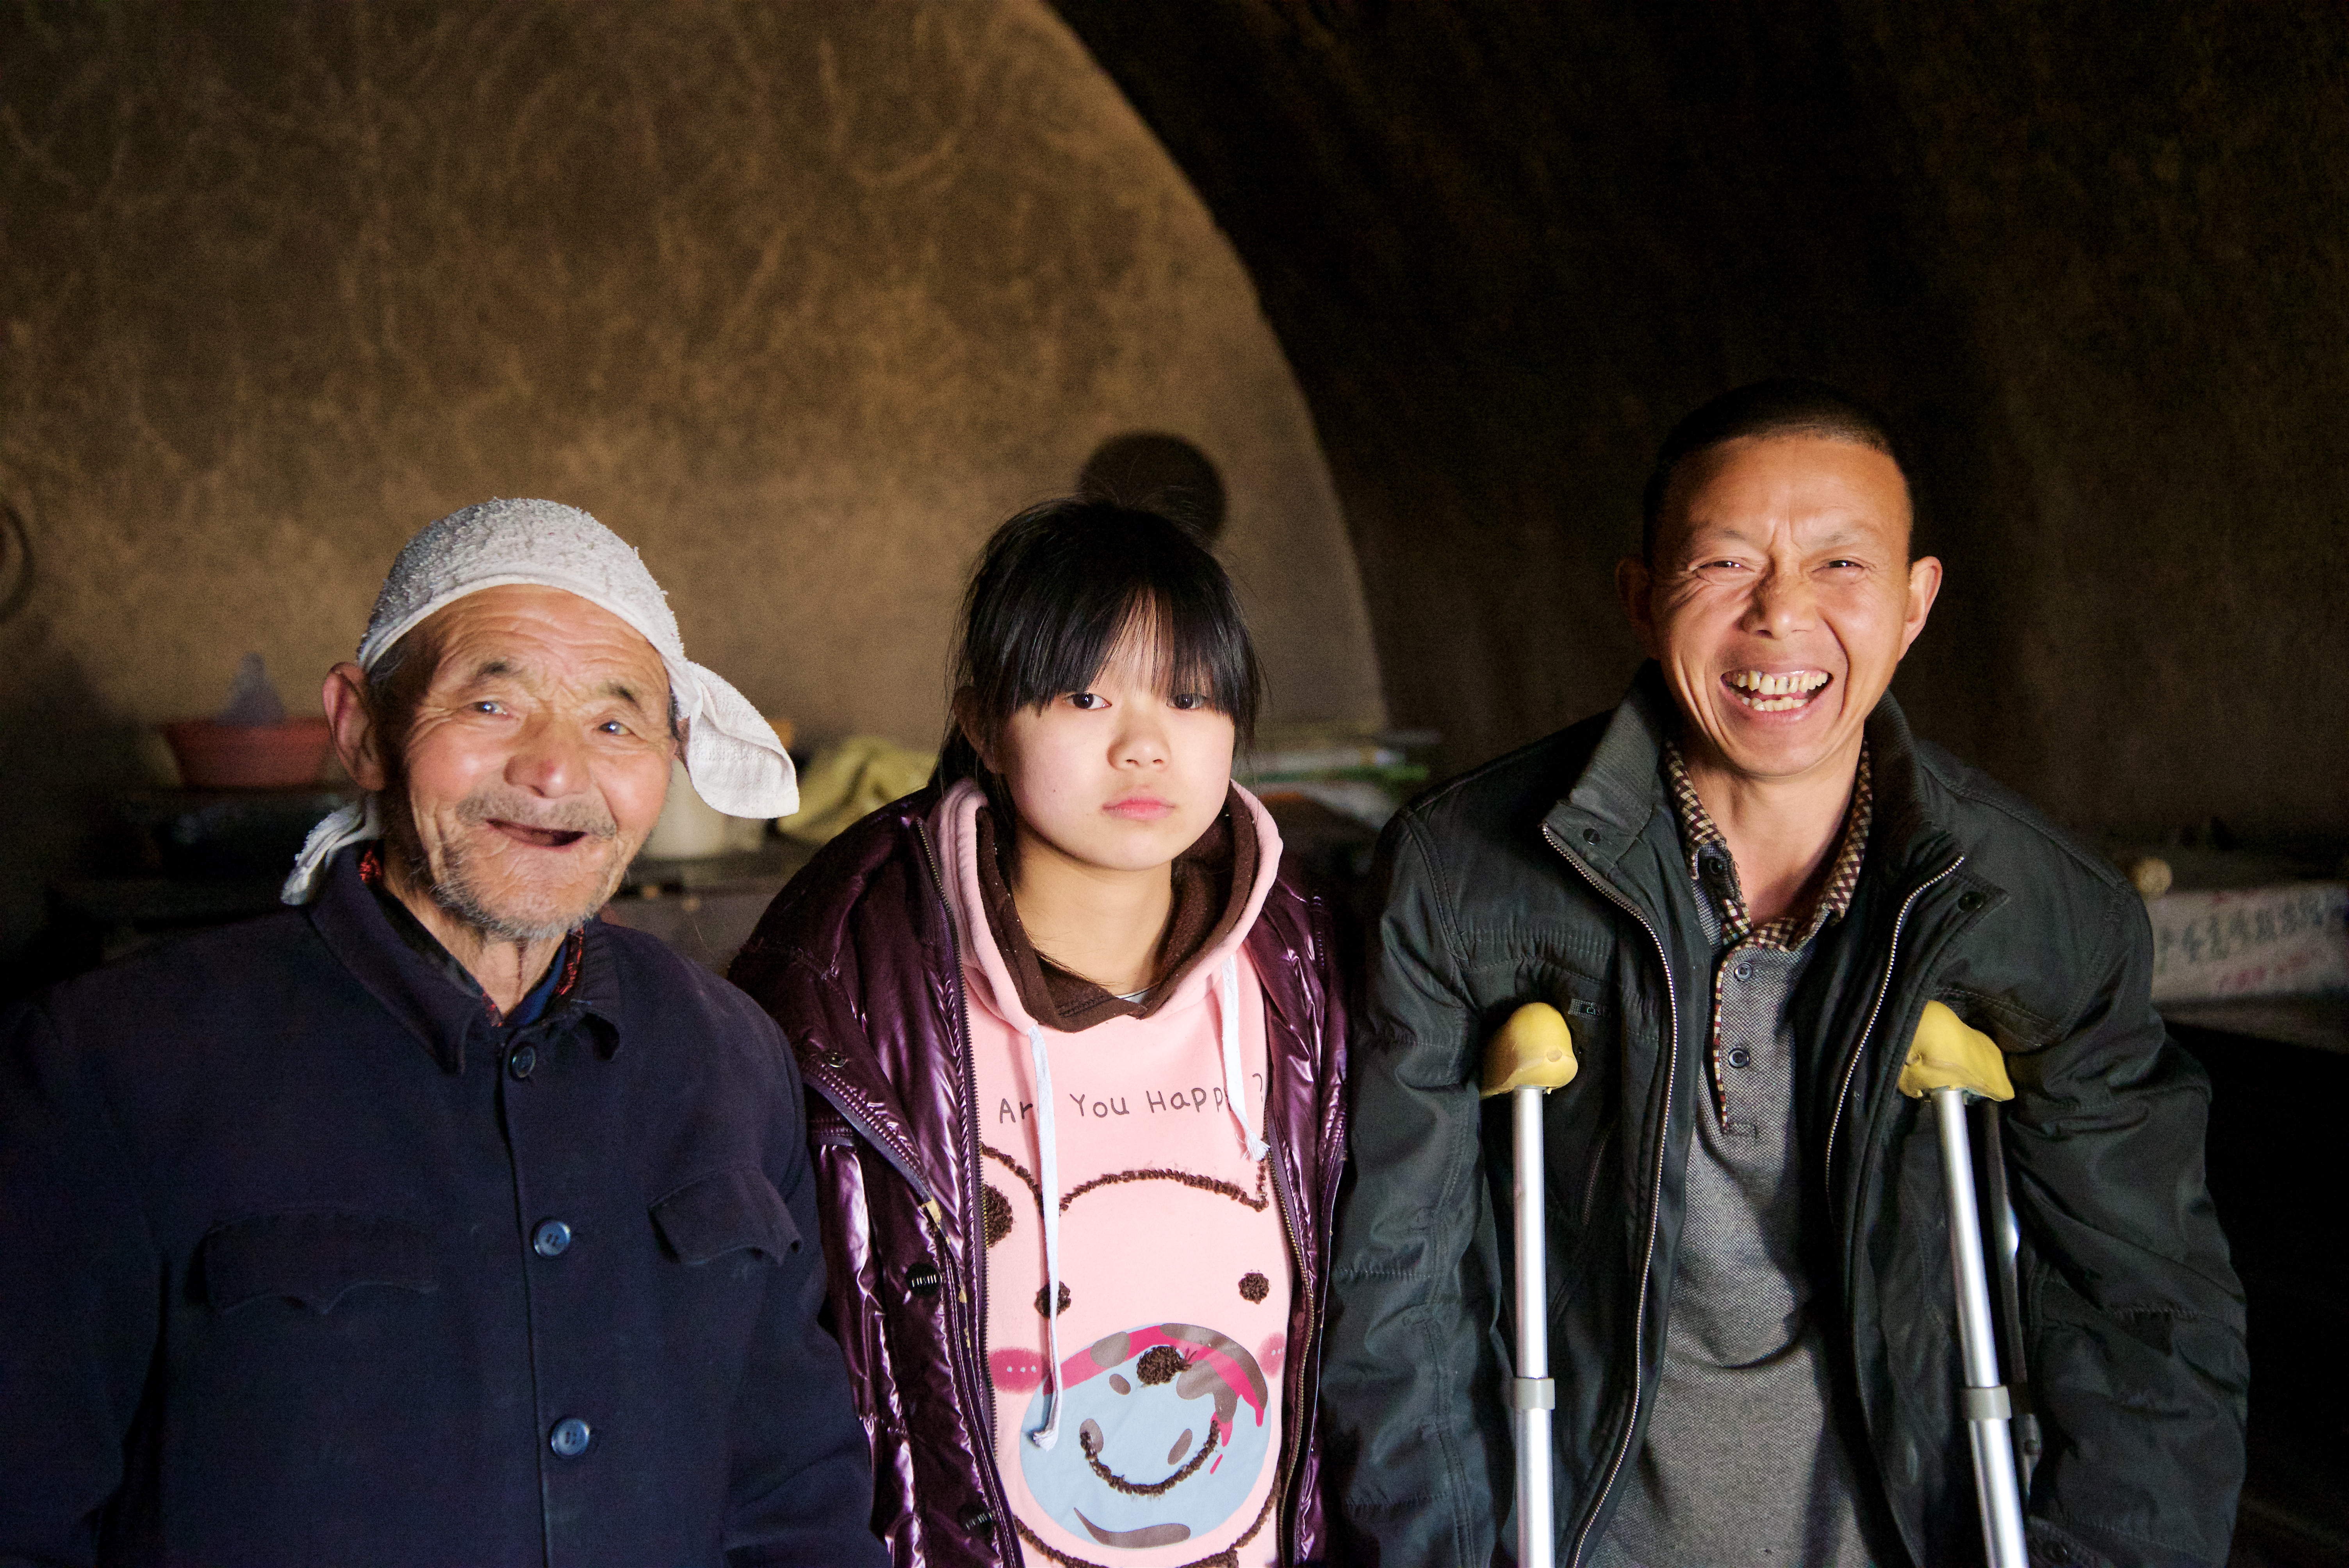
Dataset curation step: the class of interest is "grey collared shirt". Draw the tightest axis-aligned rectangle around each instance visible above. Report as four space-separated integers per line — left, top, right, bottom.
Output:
1597 761 1880 1568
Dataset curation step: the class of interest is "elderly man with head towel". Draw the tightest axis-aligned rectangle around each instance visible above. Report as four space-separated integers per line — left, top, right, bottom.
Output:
0 501 885 1566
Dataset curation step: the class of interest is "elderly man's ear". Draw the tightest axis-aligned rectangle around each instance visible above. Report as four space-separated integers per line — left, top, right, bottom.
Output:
322 663 391 793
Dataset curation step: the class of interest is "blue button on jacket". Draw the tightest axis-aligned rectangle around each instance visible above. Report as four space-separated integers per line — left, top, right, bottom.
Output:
0 848 884 1567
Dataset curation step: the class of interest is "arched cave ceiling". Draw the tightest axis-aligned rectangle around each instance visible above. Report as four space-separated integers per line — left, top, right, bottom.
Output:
1052 0 2349 841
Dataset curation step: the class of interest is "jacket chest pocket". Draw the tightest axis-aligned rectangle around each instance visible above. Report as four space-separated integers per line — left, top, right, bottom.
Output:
651 1167 802 1280
1546 994 1624 1227
200 1210 438 1314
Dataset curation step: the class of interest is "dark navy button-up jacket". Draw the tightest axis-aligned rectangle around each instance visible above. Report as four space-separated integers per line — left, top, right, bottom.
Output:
0 848 884 1567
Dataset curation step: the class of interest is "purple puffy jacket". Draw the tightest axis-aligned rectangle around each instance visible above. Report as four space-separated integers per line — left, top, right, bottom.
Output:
729 792 1348 1567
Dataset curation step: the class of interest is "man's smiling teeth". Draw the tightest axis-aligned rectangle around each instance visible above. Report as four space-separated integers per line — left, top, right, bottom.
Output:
1726 669 1830 712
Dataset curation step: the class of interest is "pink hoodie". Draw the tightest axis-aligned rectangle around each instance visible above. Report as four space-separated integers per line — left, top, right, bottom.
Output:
931 779 1292 1568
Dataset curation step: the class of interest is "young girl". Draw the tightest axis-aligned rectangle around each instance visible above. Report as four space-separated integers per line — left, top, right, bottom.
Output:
731 501 1349 1568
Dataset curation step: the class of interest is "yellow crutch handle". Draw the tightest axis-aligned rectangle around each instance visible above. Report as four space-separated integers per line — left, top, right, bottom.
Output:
1480 1001 1581 1098
1899 1000 2014 1102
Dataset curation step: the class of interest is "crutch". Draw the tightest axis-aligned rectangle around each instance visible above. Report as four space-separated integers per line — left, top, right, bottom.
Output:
1480 1002 1582 1568
1976 1105 2043 1490
1899 1000 2029 1568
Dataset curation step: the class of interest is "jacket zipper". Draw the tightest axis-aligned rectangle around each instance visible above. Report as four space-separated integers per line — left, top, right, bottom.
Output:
802 1030 1020 1562
805 1078 937 1210
1266 1124 1317 1564
909 818 1017 1557
1541 825 1678 1568
1276 904 1346 1565
1820 857 1964 1198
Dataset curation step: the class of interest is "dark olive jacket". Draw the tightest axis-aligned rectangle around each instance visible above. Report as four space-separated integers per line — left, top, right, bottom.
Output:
0 846 883 1568
728 790 1349 1567
1321 670 2247 1568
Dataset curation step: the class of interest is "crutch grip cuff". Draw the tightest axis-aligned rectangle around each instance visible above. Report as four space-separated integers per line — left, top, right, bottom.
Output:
1962 1384 2012 1421
1511 1377 1556 1410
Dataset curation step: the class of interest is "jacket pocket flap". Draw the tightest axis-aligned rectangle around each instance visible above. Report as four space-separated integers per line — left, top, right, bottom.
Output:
201 1210 438 1313
651 1168 800 1266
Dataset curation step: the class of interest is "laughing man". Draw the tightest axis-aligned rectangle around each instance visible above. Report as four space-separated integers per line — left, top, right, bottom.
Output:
0 500 884 1565
1323 382 2247 1567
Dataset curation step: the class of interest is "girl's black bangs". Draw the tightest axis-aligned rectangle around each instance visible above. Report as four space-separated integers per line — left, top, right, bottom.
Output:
963 502 1262 741
1003 584 1251 723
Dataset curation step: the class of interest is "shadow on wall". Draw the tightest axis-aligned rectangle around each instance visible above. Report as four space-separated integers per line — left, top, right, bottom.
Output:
0 622 152 997
1079 432 1229 542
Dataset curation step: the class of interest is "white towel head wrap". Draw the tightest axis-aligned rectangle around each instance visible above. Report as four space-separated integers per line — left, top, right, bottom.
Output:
282 498 795 903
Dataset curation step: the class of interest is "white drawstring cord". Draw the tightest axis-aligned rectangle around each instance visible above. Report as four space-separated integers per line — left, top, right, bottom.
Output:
1025 1023 1065 1451
1218 956 1269 1164
1030 958 1256 1451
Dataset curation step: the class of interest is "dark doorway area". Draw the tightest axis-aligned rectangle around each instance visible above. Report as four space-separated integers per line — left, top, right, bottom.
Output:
1052 1 2349 841
2176 1025 2349 1566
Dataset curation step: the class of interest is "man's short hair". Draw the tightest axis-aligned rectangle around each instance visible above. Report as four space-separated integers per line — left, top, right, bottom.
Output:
1639 378 1916 564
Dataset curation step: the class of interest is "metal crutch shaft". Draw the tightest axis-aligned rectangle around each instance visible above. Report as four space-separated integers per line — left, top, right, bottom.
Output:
1512 1083 1556 1568
1933 1085 2031 1568
1481 1002 1579 1568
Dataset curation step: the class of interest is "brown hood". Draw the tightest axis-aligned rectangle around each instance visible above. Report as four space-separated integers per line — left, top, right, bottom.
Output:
971 785 1262 1032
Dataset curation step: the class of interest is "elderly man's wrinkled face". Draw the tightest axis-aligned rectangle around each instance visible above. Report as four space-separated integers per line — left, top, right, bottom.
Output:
1622 435 1941 788
385 585 674 941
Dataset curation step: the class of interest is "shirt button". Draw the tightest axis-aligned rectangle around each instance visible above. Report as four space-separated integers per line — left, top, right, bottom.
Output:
549 1417 592 1458
533 1219 573 1258
1727 1046 1753 1070
957 1503 995 1536
1732 960 1754 981
508 1045 537 1080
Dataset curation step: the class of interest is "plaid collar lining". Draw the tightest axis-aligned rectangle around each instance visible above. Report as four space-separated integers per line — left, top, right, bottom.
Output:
1663 739 1873 1130
1662 739 1873 952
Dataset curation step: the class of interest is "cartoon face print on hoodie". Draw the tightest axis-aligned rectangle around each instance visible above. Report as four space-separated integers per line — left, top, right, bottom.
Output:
982 1146 1291 1565
936 779 1295 1568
